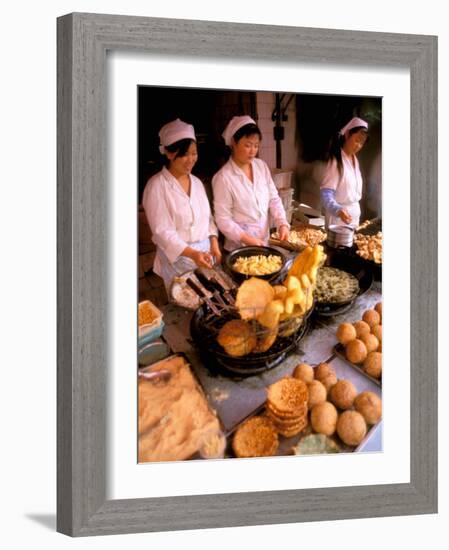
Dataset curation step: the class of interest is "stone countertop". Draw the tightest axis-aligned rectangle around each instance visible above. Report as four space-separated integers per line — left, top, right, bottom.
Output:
161 282 382 453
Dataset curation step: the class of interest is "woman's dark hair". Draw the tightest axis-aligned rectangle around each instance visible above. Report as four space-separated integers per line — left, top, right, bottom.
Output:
328 126 368 178
232 123 262 144
164 138 196 159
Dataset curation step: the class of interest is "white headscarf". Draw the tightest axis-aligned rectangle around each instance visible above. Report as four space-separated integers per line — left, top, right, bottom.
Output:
158 118 196 154
222 115 257 146
339 117 369 136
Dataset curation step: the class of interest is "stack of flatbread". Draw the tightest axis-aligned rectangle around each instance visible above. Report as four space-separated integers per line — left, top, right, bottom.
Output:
265 377 309 437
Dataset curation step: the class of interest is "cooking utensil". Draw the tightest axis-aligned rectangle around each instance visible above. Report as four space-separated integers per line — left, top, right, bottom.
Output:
185 275 222 316
138 369 172 384
194 268 235 308
327 224 355 248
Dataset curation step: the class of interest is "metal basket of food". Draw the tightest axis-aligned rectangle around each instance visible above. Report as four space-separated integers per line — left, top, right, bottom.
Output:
190 302 312 375
189 271 315 376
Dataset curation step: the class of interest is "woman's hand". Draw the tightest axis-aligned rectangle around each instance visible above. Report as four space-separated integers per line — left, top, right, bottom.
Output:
191 250 214 269
338 209 352 224
278 225 290 241
182 246 214 268
210 240 222 265
241 234 265 247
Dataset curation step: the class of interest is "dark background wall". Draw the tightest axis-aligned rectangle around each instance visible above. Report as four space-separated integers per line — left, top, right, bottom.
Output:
138 86 256 202
138 87 382 220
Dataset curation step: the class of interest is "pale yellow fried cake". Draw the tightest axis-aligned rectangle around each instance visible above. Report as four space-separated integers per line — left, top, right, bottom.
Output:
232 416 279 458
235 277 275 320
267 376 309 415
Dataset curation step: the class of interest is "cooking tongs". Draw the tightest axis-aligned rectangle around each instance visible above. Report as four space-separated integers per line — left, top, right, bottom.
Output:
194 266 236 307
184 273 222 315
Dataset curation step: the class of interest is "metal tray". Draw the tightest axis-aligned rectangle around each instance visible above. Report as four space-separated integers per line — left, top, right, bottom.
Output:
224 353 382 457
333 343 382 387
138 354 226 462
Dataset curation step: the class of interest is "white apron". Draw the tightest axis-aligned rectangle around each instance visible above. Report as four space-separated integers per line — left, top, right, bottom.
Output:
155 237 211 293
325 202 361 229
322 151 363 229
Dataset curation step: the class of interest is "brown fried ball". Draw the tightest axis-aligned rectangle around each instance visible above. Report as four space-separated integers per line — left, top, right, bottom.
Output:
336 323 357 345
307 380 327 409
346 339 368 364
371 324 382 343
337 410 367 446
329 379 357 410
314 362 336 382
362 309 381 329
321 373 338 393
292 363 314 384
310 401 338 436
363 351 382 378
359 332 379 353
354 391 382 425
374 302 382 320
353 320 371 338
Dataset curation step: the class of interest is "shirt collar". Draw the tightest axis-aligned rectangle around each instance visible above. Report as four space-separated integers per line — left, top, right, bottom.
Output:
229 157 254 178
162 166 193 197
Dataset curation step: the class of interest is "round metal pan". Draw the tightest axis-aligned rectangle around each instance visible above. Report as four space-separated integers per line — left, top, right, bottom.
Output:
313 251 373 317
224 245 286 284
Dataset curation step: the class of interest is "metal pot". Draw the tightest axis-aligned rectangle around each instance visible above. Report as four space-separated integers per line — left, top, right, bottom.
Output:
326 224 355 248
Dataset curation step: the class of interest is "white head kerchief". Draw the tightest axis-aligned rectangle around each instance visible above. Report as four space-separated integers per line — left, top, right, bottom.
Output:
339 117 368 136
222 115 257 146
158 118 196 154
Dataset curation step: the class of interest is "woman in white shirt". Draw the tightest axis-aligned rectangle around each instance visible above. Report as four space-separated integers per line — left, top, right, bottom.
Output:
319 117 369 228
142 119 221 291
212 115 290 252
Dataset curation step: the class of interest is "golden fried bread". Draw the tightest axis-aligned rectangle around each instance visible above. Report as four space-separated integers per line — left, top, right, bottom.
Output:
232 416 279 458
267 377 308 414
217 319 257 357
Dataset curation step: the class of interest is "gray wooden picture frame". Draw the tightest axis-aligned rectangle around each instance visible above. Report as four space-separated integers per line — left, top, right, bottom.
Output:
57 12 438 537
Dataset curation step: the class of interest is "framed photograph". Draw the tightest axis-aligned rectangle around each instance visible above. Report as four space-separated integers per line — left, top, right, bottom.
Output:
57 12 437 536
